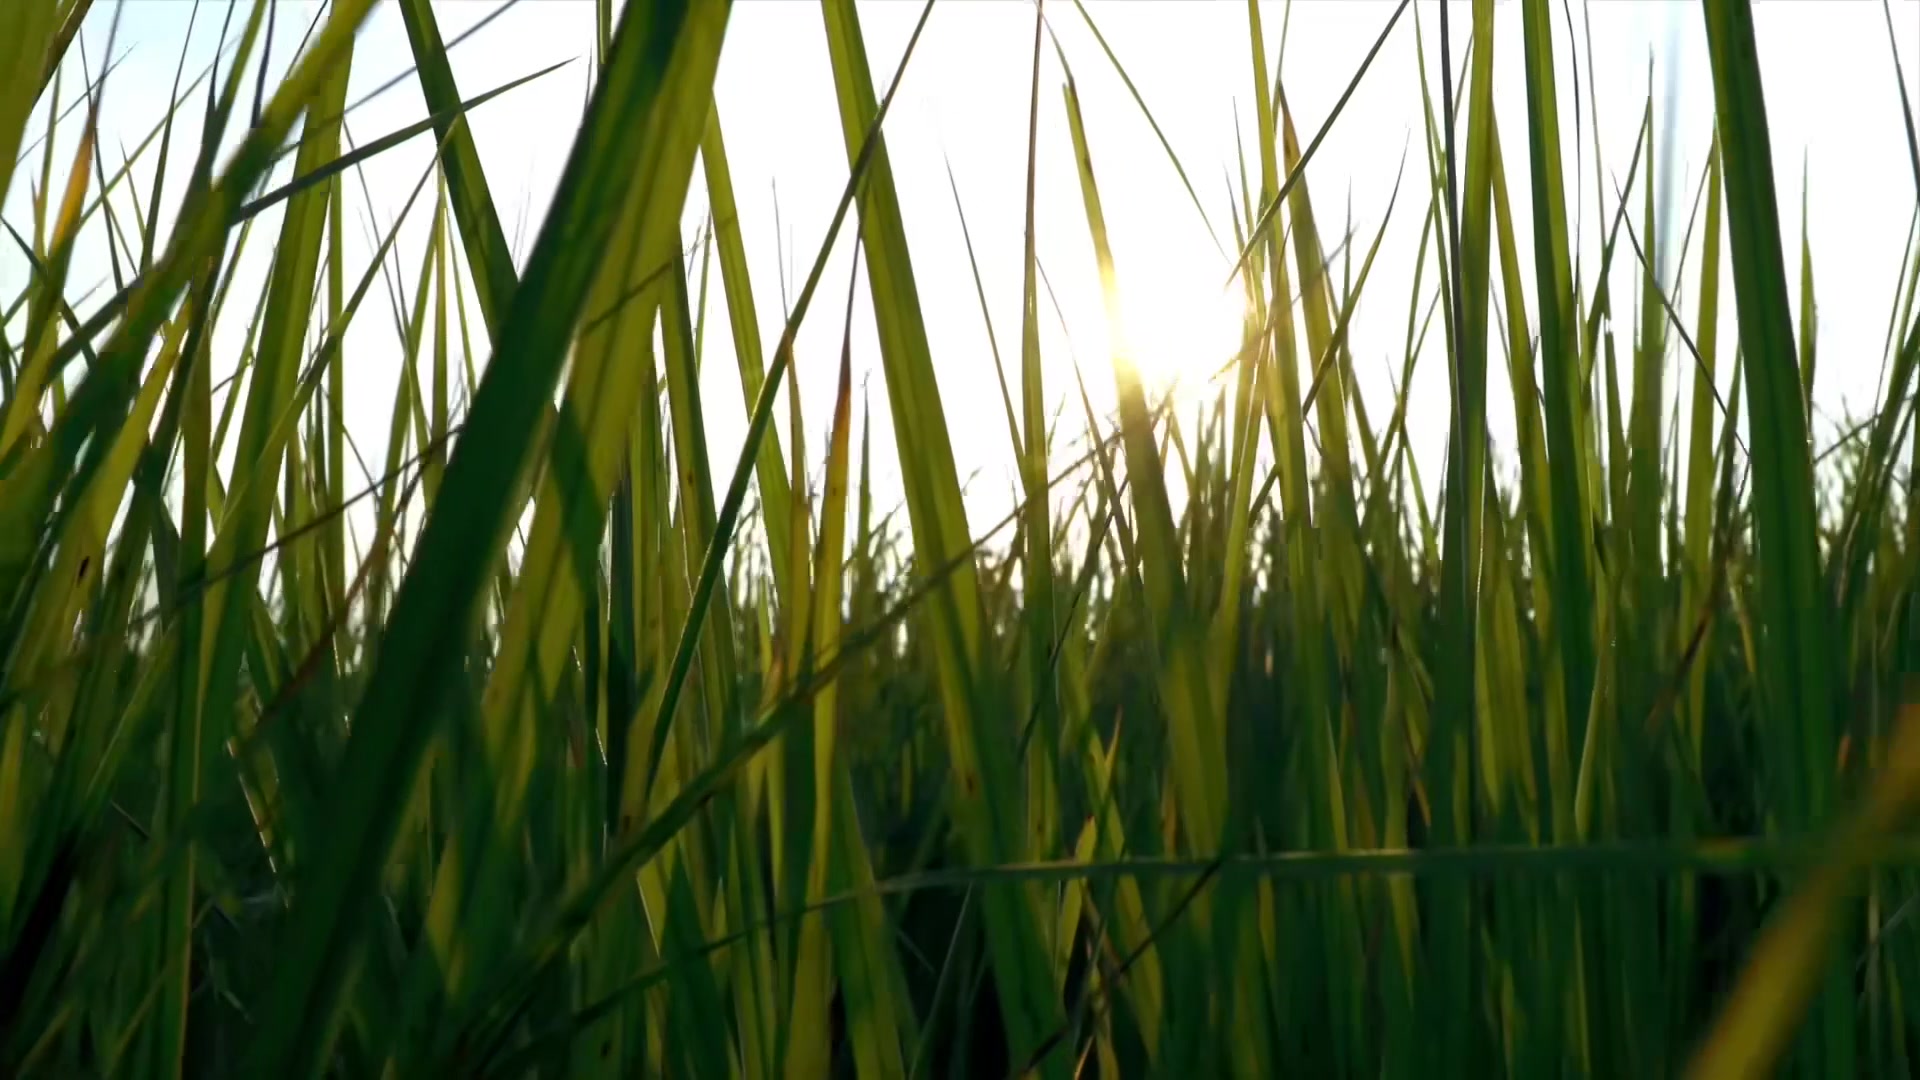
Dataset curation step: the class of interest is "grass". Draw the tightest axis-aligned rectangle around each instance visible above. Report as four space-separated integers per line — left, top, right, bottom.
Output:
2 0 1920 1075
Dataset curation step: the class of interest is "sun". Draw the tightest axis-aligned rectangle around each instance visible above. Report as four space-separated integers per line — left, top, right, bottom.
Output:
1121 272 1254 406
1052 243 1255 420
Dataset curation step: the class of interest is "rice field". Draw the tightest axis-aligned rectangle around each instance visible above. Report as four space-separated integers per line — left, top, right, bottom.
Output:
3 0 1920 1075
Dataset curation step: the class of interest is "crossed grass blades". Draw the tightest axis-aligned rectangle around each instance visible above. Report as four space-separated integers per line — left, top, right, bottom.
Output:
2 0 1920 1075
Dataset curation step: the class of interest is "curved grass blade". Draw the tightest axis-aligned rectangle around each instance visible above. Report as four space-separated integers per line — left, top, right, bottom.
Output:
393 0 520 336
1700 0 1847 1067
1225 0 1409 289
240 2 716 1071
1688 705 1920 1079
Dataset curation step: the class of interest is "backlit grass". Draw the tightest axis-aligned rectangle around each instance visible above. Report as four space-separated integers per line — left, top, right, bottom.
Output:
2 0 1920 1076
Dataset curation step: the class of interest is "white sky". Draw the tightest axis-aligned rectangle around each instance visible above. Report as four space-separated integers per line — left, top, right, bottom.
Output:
8 0 1920 549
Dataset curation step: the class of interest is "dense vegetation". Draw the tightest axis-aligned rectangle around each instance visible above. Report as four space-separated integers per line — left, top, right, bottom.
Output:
2 0 1920 1075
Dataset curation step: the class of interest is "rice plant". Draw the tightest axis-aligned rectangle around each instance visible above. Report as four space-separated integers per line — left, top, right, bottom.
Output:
2 0 1919 1075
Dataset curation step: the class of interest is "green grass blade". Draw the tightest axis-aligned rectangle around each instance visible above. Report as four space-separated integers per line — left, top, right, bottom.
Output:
815 0 1069 1069
240 2 717 1070
1701 0 1848 1067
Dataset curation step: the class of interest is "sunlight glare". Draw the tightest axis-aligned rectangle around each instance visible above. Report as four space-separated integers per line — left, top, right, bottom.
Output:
1124 269 1252 406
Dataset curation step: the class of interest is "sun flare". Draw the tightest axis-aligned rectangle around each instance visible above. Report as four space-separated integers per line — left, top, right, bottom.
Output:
1120 273 1253 405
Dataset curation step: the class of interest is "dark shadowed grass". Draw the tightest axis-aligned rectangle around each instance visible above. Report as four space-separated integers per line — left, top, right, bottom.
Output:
2 0 1920 1076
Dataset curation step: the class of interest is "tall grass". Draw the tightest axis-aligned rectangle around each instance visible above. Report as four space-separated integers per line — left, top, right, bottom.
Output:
2 0 1920 1075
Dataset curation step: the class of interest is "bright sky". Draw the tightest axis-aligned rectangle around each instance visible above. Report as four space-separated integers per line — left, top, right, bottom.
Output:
9 0 1920 547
